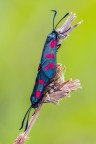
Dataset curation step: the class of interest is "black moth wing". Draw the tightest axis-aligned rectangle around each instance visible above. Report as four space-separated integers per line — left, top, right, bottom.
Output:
31 32 58 107
40 32 58 79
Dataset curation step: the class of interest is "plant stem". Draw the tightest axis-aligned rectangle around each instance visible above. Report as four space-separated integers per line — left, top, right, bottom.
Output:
14 104 43 144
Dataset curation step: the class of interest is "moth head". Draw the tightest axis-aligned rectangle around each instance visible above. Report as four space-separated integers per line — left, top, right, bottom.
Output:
47 30 57 43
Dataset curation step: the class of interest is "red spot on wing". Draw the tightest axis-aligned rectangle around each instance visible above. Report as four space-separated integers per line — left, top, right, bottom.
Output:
51 54 55 58
46 53 55 59
49 63 54 69
43 82 46 86
36 91 41 99
38 79 46 86
38 79 43 84
46 54 51 58
44 66 49 71
44 63 55 71
50 40 57 48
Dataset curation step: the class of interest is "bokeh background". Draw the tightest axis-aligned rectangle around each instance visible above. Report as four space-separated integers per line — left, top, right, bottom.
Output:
0 0 96 144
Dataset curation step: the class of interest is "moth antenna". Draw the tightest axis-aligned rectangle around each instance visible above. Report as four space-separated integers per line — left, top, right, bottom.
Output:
51 10 57 31
19 105 32 130
55 12 69 29
24 107 32 131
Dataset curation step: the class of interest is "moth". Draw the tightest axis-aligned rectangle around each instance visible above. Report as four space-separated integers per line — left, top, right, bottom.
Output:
20 10 82 131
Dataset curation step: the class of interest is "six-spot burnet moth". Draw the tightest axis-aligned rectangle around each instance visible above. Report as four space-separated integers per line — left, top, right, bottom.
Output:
19 10 82 131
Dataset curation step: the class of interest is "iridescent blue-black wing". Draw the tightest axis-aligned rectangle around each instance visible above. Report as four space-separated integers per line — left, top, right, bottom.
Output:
40 39 57 79
31 34 58 107
31 68 49 107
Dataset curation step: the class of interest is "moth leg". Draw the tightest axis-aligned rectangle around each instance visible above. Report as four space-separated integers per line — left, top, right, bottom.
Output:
38 59 47 71
57 44 61 50
38 64 42 71
39 101 50 104
40 100 58 104
32 109 36 116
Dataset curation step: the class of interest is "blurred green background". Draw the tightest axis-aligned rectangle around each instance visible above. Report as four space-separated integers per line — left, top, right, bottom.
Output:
0 0 96 144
